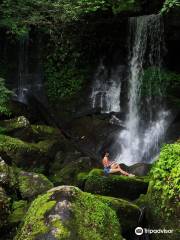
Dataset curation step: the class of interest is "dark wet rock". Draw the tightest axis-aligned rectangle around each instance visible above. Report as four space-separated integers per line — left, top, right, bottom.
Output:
0 186 10 229
129 162 152 176
15 186 122 240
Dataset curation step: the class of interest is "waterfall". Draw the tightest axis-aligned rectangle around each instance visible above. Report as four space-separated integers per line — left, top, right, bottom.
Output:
115 14 171 165
90 60 122 113
16 35 44 104
17 35 29 103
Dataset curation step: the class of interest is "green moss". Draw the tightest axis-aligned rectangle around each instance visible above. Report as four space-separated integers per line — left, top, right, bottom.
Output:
0 116 30 132
76 172 89 189
0 186 11 228
96 195 140 231
146 142 180 239
0 134 38 154
16 186 122 240
18 171 53 199
73 191 122 240
15 192 56 240
0 134 60 170
50 158 92 186
0 159 17 188
31 125 60 140
84 169 148 200
8 200 28 224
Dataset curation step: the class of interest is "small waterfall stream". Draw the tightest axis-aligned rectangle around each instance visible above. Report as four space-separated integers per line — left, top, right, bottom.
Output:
90 60 123 113
16 35 44 104
91 14 172 165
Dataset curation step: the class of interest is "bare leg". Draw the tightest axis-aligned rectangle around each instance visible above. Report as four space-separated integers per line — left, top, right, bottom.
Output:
109 168 122 174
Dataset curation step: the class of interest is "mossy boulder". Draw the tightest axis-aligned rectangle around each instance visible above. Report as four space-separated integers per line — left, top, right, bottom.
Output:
50 154 93 186
18 170 53 200
84 169 149 200
146 143 180 240
8 200 28 225
0 116 62 143
15 186 122 240
0 116 33 141
0 186 10 229
0 134 60 170
96 195 140 235
0 158 17 188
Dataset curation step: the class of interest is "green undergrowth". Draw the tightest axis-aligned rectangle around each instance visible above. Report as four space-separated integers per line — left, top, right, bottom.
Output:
148 142 180 218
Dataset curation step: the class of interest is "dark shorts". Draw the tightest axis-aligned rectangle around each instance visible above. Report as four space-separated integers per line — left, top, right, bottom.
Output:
104 167 110 176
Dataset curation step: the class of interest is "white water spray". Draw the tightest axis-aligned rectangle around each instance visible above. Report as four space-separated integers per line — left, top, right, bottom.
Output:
90 60 122 113
115 15 171 165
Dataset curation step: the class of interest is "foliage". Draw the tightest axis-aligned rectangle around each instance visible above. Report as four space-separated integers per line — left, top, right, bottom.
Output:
0 78 12 116
112 0 140 14
149 143 180 217
161 0 180 14
0 0 110 38
45 61 86 101
142 67 180 97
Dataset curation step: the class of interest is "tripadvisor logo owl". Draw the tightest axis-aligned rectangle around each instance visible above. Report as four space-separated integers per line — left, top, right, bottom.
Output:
135 227 143 235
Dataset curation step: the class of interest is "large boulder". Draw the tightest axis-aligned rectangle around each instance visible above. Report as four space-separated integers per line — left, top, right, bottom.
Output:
96 195 141 236
0 134 61 171
0 116 33 141
15 186 122 240
49 151 94 185
84 169 149 200
129 162 152 176
18 170 53 200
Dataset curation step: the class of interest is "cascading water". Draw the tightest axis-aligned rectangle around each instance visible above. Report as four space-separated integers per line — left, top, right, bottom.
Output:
115 14 171 165
17 35 29 103
16 35 44 104
90 14 172 165
90 60 123 113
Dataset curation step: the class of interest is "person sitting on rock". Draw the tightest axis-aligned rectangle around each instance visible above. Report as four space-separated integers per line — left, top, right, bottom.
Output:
102 152 135 177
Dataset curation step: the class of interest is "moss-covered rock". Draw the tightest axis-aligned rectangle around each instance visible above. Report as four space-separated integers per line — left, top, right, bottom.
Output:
84 169 149 200
8 200 28 224
146 143 180 240
0 158 17 188
15 186 122 240
18 170 53 200
0 186 10 229
0 116 34 141
0 134 60 170
96 195 140 234
50 155 93 186
31 124 61 140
